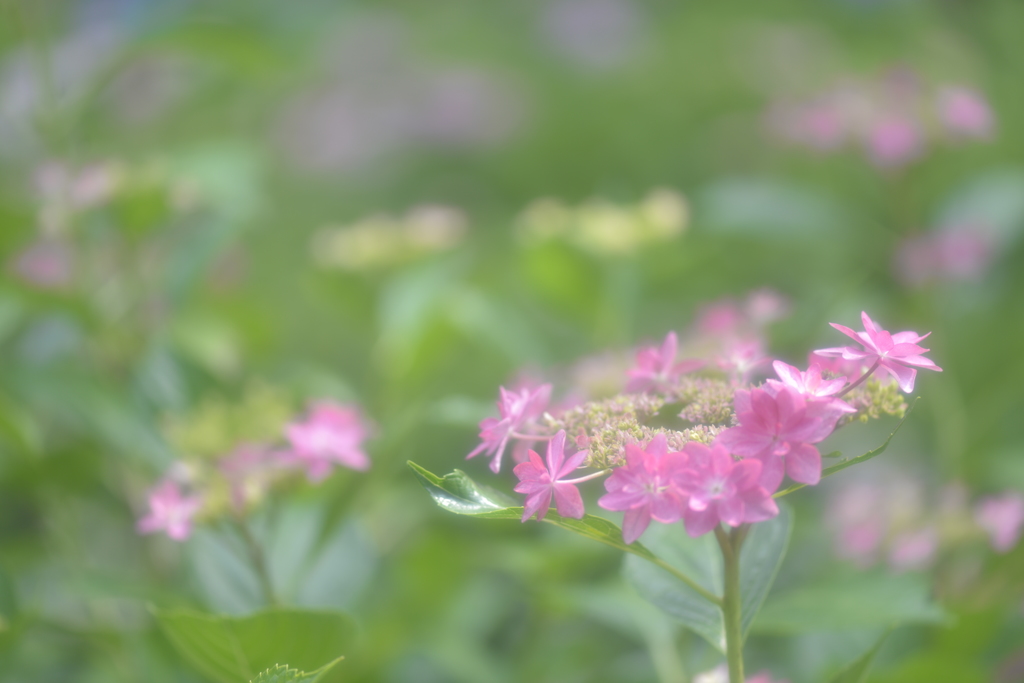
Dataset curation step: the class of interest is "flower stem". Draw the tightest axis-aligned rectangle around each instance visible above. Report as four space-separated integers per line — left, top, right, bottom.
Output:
510 431 554 441
234 517 279 606
561 469 612 485
715 525 747 683
836 359 881 399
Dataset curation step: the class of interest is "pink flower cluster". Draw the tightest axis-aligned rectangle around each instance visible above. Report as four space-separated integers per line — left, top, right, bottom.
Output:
468 310 941 544
767 69 994 168
895 225 995 288
138 399 372 542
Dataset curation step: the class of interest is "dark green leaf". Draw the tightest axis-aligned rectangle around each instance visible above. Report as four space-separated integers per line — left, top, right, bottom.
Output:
828 631 891 683
753 573 946 634
623 504 791 651
250 659 343 683
155 606 356 683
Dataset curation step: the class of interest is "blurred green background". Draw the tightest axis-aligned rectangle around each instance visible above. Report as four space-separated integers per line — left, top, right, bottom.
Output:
1 0 1023 681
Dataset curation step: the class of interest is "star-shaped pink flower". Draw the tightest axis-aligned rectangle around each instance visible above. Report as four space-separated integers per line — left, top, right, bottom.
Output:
767 361 855 414
284 401 372 481
815 311 942 393
513 430 589 522
468 384 551 473
598 434 689 544
975 494 1024 553
716 386 842 490
137 479 203 542
679 442 779 537
626 331 704 393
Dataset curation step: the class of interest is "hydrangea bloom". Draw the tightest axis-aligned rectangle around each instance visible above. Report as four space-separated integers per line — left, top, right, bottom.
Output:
626 331 703 392
974 494 1024 553
513 430 589 521
468 384 552 473
938 86 993 138
598 434 688 544
767 361 855 415
284 401 372 481
716 386 842 490
815 311 942 393
137 479 203 541
680 441 778 537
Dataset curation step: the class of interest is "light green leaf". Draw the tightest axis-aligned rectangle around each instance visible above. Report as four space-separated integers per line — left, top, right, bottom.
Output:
408 462 720 604
753 573 946 634
828 631 891 683
623 504 791 651
775 400 916 498
250 659 343 683
154 606 356 683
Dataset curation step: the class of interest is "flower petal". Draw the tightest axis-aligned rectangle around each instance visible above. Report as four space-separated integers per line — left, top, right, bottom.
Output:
785 443 821 485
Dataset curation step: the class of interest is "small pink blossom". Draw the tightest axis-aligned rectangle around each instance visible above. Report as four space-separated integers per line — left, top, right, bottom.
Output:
680 441 778 538
865 114 923 168
9 239 74 289
137 479 203 542
715 337 771 385
938 86 993 139
513 430 589 521
468 384 552 473
807 351 865 379
626 331 704 392
888 527 938 572
598 434 688 544
767 361 856 416
975 493 1024 553
696 300 743 337
895 226 995 288
815 311 942 393
284 401 372 481
716 386 842 490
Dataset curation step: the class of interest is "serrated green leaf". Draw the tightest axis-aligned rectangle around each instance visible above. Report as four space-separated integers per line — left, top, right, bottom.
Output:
408 461 719 604
775 400 917 498
154 606 356 683
250 658 343 683
623 504 791 651
753 573 946 634
828 631 891 683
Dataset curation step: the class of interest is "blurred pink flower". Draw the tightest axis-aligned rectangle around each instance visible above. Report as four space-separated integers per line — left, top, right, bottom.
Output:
938 86 993 139
540 0 644 70
284 401 372 481
468 384 552 473
716 386 841 490
220 443 287 511
888 527 938 572
895 226 995 288
716 337 771 385
975 493 1024 553
9 239 73 289
513 429 589 521
807 351 865 380
626 331 704 393
681 441 778 537
598 434 688 544
865 114 923 168
816 311 942 393
137 479 202 542
696 300 744 337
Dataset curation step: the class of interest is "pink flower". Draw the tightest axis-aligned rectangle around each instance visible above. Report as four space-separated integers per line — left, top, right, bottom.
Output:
938 86 993 139
626 331 704 392
137 479 203 542
284 401 372 481
513 430 589 521
598 434 688 544
9 239 74 290
680 441 778 537
815 311 942 393
716 386 842 490
888 527 937 572
748 672 790 683
468 384 552 473
767 361 856 415
895 226 995 288
715 337 771 385
696 300 743 336
865 114 923 167
975 494 1024 553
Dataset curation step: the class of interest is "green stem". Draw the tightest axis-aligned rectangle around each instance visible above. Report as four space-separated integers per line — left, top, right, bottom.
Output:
835 359 881 399
234 517 279 606
715 525 746 683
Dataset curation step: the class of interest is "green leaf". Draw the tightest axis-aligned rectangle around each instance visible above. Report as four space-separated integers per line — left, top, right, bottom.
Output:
775 400 917 498
408 462 719 604
250 659 343 683
154 606 356 683
623 504 792 651
753 573 946 634
828 631 891 683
